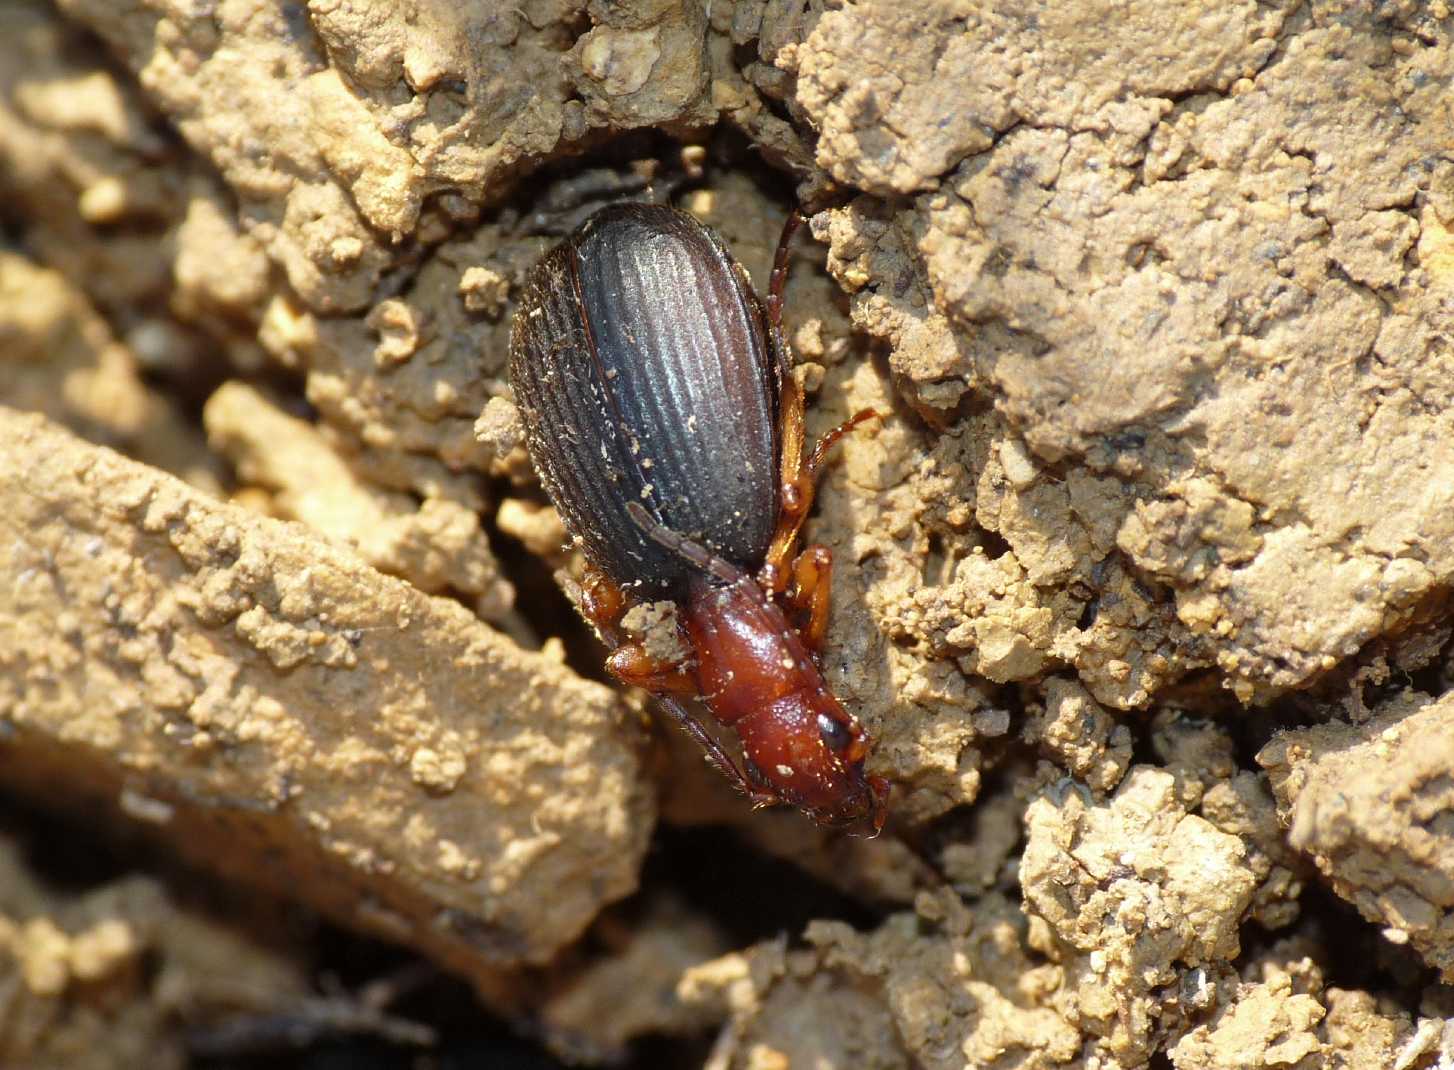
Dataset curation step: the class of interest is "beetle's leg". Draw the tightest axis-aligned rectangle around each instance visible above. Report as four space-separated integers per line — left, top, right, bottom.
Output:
759 371 808 595
740 757 788 811
580 566 628 634
766 210 804 332
580 563 700 692
764 208 809 574
788 543 834 652
758 209 811 595
579 564 766 799
605 643 698 695
759 408 880 594
758 208 880 595
803 407 880 486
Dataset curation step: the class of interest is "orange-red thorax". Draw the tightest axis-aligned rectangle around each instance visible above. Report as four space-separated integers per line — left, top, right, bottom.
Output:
680 575 884 828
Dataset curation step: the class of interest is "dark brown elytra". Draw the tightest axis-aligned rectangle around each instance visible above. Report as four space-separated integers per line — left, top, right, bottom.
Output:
509 201 888 832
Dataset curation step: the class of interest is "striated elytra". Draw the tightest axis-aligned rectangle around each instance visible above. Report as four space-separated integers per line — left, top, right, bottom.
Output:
508 201 889 832
510 203 780 597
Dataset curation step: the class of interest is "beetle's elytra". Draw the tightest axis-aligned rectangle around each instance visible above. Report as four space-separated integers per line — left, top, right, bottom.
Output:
509 201 889 832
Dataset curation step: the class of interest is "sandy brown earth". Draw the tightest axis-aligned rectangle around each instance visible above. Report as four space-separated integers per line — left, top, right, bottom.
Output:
3 0 1454 1066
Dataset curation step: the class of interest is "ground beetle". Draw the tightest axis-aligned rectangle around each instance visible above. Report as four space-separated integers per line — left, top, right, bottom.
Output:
509 201 889 832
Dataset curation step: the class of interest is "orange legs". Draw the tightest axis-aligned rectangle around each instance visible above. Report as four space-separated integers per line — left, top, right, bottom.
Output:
581 566 696 693
580 565 627 625
790 544 834 652
757 208 882 656
605 646 697 696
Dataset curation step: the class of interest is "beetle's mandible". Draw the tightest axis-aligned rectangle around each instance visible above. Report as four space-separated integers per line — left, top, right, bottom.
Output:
508 201 889 832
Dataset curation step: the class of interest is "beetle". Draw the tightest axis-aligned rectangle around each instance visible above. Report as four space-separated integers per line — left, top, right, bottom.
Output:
508 200 889 832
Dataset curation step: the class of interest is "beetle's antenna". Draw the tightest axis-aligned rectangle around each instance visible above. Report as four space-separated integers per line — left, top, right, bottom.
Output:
625 502 742 583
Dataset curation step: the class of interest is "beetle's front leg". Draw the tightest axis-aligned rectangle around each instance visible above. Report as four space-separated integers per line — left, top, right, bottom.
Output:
580 566 699 693
605 644 698 695
787 543 834 653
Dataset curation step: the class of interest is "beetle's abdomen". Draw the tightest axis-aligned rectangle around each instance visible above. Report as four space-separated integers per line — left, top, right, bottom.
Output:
509 203 781 596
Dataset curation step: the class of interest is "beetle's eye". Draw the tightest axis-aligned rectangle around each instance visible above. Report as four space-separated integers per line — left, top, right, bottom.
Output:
817 713 851 753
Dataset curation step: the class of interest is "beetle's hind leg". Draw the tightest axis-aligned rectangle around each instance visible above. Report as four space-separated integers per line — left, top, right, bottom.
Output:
766 210 805 332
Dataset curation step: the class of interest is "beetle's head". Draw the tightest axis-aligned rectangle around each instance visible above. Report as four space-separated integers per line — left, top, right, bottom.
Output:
736 692 890 834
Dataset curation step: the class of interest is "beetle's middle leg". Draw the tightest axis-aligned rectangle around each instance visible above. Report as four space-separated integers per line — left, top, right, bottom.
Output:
801 407 880 487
